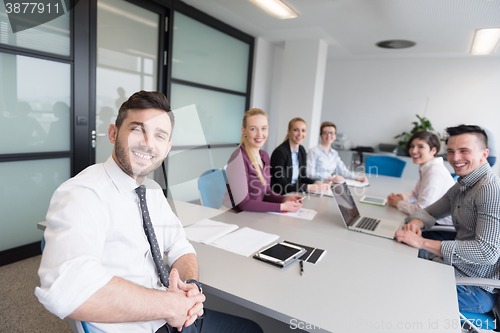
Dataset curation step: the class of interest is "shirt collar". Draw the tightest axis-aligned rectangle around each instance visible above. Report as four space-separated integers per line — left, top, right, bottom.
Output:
419 157 443 174
290 146 299 154
458 163 491 189
104 156 141 194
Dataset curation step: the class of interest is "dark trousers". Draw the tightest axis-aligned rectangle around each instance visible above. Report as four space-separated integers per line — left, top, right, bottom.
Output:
156 309 263 333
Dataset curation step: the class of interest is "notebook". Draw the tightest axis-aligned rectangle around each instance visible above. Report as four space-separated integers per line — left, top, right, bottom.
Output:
331 182 401 239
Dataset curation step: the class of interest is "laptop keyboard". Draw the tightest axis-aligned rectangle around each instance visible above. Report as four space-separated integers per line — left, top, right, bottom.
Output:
356 217 380 231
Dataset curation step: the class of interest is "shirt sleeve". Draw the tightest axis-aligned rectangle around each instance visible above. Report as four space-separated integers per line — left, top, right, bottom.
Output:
335 156 358 179
441 184 500 266
159 196 196 267
35 184 114 319
405 192 452 229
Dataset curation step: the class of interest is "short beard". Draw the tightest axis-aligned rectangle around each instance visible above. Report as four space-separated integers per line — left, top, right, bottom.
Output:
114 136 161 179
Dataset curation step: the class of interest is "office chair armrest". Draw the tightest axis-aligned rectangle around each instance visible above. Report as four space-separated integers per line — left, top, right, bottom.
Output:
456 276 500 289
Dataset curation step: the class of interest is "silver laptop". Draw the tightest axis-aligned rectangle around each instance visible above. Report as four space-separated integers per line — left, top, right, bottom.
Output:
331 182 401 239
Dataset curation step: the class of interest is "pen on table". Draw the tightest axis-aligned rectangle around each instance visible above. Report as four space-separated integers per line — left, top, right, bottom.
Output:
300 260 304 276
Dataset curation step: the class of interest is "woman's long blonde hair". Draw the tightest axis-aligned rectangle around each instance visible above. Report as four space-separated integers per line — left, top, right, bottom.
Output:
283 117 307 142
240 108 268 185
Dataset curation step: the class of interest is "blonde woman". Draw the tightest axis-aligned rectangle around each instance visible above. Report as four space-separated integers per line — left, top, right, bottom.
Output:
270 118 330 194
223 109 303 212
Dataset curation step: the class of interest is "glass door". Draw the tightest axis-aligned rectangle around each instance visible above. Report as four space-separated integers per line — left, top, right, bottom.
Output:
95 0 164 164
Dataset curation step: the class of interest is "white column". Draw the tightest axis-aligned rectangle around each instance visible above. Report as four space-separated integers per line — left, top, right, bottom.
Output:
276 39 328 150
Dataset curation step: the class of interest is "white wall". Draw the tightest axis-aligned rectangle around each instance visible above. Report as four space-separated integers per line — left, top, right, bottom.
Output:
321 57 500 174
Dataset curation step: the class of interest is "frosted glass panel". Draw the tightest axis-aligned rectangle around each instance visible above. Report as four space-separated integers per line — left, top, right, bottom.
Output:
0 158 70 251
172 12 249 93
96 0 159 163
170 83 245 146
0 52 71 154
167 146 234 203
0 2 70 56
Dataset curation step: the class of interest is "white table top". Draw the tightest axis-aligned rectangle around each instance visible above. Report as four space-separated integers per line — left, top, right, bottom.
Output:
190 176 460 332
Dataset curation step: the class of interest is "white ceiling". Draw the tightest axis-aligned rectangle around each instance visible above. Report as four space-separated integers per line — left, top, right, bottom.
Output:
181 0 500 60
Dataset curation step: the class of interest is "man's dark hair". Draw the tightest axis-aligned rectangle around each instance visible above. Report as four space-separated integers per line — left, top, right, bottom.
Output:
446 125 488 149
115 90 174 132
320 121 336 134
406 131 440 156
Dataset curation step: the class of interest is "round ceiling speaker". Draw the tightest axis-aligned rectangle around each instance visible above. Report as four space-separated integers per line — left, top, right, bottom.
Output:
376 40 416 49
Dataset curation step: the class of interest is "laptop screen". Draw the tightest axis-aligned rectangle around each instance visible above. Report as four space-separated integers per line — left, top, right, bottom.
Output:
332 183 360 227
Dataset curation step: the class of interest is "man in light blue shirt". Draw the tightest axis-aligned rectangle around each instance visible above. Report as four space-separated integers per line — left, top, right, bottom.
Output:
307 121 367 182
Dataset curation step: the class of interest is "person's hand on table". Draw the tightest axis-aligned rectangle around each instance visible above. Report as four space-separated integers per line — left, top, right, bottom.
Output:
307 182 330 193
281 198 302 212
394 228 424 249
285 194 303 202
401 219 423 237
387 193 404 207
356 176 368 183
328 175 345 183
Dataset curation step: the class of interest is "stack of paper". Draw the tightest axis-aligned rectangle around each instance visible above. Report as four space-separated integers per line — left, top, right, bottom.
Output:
269 208 317 220
184 219 239 244
211 227 279 257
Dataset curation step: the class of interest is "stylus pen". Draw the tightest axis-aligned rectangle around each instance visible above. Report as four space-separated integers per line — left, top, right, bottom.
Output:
300 260 304 276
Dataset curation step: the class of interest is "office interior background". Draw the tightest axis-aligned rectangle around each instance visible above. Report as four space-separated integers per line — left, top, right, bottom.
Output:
1 0 499 266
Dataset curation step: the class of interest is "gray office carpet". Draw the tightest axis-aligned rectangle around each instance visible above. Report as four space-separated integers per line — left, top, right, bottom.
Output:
0 255 72 333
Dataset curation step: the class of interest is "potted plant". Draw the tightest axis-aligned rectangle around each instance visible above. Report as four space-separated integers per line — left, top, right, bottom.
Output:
394 115 440 156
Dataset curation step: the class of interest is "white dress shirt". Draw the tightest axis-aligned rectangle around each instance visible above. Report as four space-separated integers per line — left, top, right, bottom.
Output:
397 157 455 225
307 144 357 181
35 157 195 333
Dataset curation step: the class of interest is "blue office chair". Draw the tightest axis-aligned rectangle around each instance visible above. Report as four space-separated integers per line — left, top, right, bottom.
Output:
364 156 406 178
457 276 500 332
41 234 90 333
198 169 227 209
451 173 460 181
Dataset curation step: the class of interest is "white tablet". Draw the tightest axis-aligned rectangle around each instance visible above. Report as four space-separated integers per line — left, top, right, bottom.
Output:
359 195 387 206
253 242 306 268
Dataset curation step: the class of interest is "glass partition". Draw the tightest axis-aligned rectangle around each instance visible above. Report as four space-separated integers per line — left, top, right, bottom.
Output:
0 158 70 251
95 0 159 164
172 12 249 93
0 1 70 56
0 52 71 154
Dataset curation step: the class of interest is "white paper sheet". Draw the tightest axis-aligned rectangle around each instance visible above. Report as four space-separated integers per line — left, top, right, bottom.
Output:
184 219 239 244
210 227 279 257
308 188 334 197
268 208 317 220
345 179 370 188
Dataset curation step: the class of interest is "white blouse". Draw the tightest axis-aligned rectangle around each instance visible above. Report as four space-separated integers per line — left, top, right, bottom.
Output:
397 157 455 225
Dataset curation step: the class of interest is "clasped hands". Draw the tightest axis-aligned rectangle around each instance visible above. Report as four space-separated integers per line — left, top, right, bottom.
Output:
394 222 424 249
387 193 404 207
166 268 205 331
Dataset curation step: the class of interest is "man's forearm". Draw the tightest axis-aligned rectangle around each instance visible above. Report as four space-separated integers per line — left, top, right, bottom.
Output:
171 253 199 281
69 273 203 326
69 277 172 322
421 238 443 257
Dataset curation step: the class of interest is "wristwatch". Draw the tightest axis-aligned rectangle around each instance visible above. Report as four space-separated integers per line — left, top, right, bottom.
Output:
185 279 203 293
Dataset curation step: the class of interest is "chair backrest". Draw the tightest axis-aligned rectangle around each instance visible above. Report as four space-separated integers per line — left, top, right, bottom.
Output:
198 169 227 209
365 155 406 178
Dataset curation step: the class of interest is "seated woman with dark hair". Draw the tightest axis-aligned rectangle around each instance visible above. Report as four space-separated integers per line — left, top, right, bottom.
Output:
270 118 330 195
387 131 455 227
222 108 303 213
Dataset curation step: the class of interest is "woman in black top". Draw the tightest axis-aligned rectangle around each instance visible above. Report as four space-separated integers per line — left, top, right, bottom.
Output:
270 118 330 195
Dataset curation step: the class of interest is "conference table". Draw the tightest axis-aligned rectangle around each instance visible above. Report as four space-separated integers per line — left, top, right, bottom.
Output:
171 175 460 333
37 175 460 332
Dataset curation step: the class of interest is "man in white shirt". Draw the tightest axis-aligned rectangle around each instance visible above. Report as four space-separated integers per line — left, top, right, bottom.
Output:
35 91 262 333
